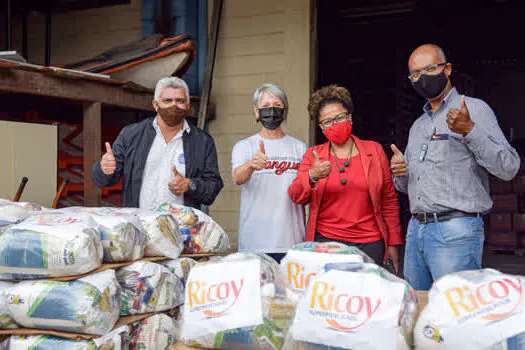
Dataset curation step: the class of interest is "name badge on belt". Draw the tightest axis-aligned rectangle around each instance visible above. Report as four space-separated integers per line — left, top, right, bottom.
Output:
418 143 428 162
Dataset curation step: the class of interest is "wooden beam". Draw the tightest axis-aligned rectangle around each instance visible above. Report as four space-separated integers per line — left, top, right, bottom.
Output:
0 67 154 111
83 102 102 207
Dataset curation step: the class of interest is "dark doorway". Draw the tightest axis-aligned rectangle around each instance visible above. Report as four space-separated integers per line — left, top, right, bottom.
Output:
316 0 525 274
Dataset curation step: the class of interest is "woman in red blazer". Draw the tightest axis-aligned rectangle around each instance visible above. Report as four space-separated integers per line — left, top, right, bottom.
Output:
288 84 403 269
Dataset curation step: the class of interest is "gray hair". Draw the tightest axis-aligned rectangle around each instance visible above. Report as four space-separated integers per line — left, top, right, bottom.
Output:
252 83 289 120
154 77 190 104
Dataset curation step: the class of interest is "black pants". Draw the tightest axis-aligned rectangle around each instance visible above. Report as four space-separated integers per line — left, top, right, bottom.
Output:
314 232 385 266
267 253 286 264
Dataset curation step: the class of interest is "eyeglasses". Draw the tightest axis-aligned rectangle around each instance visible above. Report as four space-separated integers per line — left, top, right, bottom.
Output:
408 63 447 82
319 113 351 129
160 98 187 105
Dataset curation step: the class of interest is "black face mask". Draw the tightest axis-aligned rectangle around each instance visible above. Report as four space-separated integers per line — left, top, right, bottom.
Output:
412 70 449 99
257 107 285 130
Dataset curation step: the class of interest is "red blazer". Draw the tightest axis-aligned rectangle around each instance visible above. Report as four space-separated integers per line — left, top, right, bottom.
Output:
288 136 403 250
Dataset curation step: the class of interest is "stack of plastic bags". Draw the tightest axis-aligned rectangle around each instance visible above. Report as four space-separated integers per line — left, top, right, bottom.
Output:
280 241 373 297
116 261 184 316
116 208 185 259
283 261 418 350
158 203 230 254
6 270 121 335
128 313 177 349
57 207 146 263
0 212 103 279
415 269 525 350
179 252 297 349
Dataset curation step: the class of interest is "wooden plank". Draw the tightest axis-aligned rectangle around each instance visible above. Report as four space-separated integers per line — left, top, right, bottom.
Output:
0 67 154 110
83 102 102 207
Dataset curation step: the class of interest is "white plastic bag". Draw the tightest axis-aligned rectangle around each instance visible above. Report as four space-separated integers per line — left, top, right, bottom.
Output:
93 325 130 350
117 208 184 259
415 269 525 350
8 335 97 349
158 203 230 253
117 261 184 315
57 207 146 262
0 200 30 234
128 313 177 350
0 213 103 279
284 262 418 350
180 253 297 349
280 241 373 297
162 258 197 285
0 281 17 329
7 270 121 335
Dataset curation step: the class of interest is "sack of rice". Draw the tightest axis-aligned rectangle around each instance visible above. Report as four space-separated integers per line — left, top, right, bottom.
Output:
283 262 418 350
415 269 525 350
280 242 373 297
0 213 103 279
0 201 30 234
180 253 297 349
0 281 16 329
128 313 177 350
117 208 184 259
117 261 184 316
57 207 146 263
162 258 197 285
158 203 230 253
6 270 121 335
8 335 97 349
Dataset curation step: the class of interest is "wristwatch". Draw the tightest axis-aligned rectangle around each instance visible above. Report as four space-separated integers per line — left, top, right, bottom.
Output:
188 179 197 193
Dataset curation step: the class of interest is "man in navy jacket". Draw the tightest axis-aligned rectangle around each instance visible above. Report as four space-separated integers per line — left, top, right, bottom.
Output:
92 77 223 209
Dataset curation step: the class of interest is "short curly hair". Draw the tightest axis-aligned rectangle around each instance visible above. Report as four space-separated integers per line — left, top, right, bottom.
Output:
308 84 354 121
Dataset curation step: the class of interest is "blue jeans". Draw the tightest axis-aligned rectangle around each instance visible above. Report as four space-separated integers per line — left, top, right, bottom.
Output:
403 215 485 291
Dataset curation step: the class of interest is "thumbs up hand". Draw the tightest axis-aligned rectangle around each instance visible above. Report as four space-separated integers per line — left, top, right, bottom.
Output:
168 166 190 196
447 95 475 136
101 142 117 175
250 140 267 171
308 150 332 182
390 144 407 177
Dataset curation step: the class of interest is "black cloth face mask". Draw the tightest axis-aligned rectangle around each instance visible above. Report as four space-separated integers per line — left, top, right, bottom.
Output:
412 70 449 99
257 107 285 130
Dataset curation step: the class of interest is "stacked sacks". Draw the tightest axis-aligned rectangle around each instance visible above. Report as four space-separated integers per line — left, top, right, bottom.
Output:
162 258 197 285
8 335 97 349
0 281 16 329
128 313 177 349
283 262 418 350
6 270 121 335
116 261 184 316
117 208 185 259
0 200 30 234
0 213 103 279
415 269 525 350
58 207 146 262
158 203 230 253
280 241 373 297
180 252 297 349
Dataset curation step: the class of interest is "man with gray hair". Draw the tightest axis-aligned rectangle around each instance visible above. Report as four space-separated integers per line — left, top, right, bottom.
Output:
92 77 223 210
390 44 520 290
232 83 307 262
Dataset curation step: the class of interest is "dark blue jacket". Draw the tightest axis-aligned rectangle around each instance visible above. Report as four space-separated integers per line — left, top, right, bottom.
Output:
91 117 223 209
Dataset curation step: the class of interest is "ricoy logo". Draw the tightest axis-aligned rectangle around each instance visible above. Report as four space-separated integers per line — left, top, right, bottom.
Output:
36 216 84 226
308 280 381 331
287 262 316 292
444 277 523 322
187 279 244 318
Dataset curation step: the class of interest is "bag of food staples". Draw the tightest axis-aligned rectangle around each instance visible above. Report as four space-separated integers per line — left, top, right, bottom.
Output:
162 257 197 285
7 335 97 350
128 313 177 350
415 269 525 350
180 252 298 349
0 281 17 329
0 213 103 279
158 203 230 253
116 208 185 259
0 200 30 234
6 270 121 335
283 262 418 350
94 325 130 350
57 207 146 262
280 241 373 297
116 261 184 316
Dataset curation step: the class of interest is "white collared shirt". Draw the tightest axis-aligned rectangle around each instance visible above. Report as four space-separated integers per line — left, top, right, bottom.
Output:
139 117 191 210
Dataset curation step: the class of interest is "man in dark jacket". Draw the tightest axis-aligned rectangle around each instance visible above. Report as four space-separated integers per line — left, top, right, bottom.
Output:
92 77 223 209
